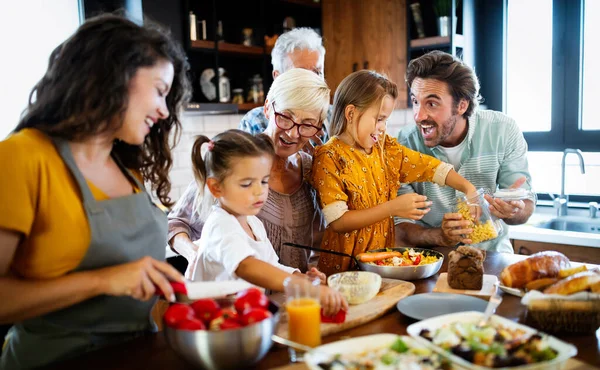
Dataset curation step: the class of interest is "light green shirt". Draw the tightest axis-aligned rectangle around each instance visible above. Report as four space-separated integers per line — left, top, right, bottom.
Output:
395 110 534 253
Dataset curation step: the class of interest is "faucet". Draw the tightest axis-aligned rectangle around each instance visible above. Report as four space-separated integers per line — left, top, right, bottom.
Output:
555 148 585 217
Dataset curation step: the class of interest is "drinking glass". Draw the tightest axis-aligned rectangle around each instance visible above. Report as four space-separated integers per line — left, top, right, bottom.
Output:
283 276 321 362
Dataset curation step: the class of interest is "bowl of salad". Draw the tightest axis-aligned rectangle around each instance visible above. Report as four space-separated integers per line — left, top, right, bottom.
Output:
357 247 444 280
406 311 577 369
304 334 451 370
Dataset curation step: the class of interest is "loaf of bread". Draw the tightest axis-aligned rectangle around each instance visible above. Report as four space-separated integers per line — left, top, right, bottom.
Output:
500 251 570 289
448 245 485 290
543 270 600 295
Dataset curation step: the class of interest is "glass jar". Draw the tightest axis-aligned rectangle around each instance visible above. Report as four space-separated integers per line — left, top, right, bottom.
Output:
232 88 244 104
455 188 503 245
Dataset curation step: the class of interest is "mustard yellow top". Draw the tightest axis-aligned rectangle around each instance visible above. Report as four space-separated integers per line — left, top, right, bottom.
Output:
311 135 450 275
0 128 138 279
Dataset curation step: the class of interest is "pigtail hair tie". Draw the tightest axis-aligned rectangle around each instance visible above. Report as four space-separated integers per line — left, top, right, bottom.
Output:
207 140 215 151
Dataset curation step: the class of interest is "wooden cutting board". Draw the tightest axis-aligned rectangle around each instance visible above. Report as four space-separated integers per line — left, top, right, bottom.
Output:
272 278 415 339
271 358 599 370
433 273 498 300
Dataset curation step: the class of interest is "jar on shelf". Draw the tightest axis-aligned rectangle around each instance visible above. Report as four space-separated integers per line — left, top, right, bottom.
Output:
246 74 264 104
232 88 244 104
455 188 503 245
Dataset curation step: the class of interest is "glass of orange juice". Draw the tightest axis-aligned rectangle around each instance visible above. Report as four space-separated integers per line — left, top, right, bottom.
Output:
283 276 321 362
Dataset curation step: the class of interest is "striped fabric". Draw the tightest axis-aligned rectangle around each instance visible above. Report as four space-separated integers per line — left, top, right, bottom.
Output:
395 110 534 253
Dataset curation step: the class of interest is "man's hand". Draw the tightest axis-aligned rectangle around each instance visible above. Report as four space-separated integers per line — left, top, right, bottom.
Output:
484 177 528 221
440 213 473 246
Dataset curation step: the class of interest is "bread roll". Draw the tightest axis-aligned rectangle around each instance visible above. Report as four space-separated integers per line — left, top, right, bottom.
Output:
500 251 570 288
543 270 600 295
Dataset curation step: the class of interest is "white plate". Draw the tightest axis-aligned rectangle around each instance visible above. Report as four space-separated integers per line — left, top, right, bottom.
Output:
498 283 525 297
407 311 578 370
397 292 488 320
304 334 441 370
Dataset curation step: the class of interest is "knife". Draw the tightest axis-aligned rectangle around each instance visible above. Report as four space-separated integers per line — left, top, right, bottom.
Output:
156 280 255 302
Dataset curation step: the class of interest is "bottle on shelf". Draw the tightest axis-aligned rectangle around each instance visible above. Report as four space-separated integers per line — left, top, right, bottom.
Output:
218 68 231 103
189 11 197 41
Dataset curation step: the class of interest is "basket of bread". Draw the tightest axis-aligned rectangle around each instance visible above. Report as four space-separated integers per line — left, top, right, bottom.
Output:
499 251 600 333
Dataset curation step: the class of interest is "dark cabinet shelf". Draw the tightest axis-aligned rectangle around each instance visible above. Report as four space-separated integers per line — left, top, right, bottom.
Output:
279 0 321 8
190 40 265 56
237 102 263 111
410 34 464 50
218 42 264 55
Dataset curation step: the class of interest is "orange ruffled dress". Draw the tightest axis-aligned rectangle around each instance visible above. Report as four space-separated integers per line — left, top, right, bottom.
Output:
311 135 451 275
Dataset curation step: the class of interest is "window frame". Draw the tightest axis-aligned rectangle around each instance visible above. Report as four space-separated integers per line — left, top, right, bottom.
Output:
508 0 599 152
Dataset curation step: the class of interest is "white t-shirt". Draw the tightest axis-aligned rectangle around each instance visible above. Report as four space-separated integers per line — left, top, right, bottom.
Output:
191 206 298 281
437 137 467 170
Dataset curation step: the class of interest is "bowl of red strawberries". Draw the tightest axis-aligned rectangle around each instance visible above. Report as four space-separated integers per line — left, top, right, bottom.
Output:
163 287 280 370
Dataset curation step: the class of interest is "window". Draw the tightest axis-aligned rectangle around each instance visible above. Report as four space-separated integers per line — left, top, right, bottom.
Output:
505 0 599 152
0 0 81 140
506 0 552 133
581 0 600 131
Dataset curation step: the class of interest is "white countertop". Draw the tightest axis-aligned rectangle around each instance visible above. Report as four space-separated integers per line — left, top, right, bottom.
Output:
508 207 600 248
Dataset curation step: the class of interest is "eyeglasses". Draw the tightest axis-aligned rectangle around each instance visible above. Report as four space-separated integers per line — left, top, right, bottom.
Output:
272 102 321 138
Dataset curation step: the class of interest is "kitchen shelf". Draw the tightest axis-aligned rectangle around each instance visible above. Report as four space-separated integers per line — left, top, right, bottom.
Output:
190 41 265 56
184 103 238 115
238 102 263 112
410 34 464 50
279 0 321 8
219 42 264 55
190 40 215 50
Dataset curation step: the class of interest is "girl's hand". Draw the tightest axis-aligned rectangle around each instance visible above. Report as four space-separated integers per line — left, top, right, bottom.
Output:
95 257 184 302
389 193 432 220
319 285 348 316
306 267 327 284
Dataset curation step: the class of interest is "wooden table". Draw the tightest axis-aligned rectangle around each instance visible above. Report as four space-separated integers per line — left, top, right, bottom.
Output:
46 251 600 369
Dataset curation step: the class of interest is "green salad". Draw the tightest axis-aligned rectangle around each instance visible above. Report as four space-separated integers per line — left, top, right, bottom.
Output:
419 322 558 368
317 337 450 370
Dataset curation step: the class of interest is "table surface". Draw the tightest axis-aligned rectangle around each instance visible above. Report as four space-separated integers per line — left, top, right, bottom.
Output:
46 250 600 369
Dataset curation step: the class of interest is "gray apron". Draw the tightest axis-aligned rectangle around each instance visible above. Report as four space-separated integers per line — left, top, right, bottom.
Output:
0 137 167 369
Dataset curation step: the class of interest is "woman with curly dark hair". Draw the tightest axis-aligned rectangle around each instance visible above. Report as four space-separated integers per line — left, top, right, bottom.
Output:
0 14 191 369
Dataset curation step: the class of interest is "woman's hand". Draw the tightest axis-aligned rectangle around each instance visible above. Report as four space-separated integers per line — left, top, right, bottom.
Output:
95 256 184 302
440 213 473 246
319 285 348 316
305 267 327 284
388 193 432 220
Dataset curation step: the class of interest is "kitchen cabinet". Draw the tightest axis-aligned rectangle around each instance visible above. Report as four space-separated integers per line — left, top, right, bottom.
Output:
511 239 600 265
322 0 408 108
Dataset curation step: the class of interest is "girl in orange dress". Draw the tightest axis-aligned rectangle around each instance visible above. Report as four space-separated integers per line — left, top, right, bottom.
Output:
311 70 477 275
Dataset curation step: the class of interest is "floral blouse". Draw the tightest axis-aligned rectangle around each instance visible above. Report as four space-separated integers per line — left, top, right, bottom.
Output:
311 135 452 275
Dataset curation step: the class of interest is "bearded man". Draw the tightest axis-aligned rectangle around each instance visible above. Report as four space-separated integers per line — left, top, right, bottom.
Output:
395 51 535 253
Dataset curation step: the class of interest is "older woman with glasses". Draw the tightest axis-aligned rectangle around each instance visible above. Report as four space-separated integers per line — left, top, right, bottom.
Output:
168 68 330 278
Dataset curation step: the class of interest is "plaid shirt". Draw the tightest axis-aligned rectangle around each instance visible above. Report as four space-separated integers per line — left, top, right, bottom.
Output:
238 106 332 141
395 110 534 253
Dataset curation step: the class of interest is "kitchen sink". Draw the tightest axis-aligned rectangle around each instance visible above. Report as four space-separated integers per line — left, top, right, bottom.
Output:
534 216 600 234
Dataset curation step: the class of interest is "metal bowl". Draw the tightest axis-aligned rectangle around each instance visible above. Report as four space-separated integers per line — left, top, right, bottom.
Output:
358 247 444 280
164 300 280 370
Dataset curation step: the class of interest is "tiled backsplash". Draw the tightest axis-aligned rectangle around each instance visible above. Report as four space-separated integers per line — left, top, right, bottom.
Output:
167 108 414 201
167 109 600 203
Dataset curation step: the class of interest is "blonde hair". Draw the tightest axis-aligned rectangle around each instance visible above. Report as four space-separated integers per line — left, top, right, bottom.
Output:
330 70 398 137
266 68 330 122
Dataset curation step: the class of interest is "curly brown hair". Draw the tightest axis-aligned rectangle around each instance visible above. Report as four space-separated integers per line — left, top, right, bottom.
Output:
15 14 192 207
